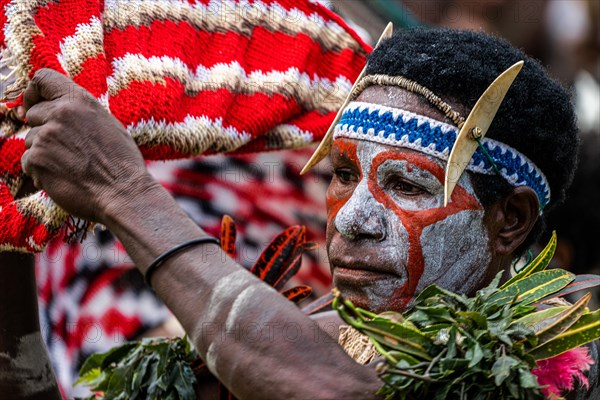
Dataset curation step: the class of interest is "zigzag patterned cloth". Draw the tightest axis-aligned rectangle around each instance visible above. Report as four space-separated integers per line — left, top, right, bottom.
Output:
0 0 369 252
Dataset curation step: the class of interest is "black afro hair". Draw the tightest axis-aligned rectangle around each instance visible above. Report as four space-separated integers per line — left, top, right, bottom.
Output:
365 27 579 250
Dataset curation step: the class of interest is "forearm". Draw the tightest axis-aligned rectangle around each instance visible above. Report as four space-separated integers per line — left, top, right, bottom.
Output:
18 69 381 399
102 182 381 399
0 252 61 400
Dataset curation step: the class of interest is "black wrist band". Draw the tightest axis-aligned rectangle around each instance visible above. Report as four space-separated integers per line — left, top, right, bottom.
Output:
144 237 220 288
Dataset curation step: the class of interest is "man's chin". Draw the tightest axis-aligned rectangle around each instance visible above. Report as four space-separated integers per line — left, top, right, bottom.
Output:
333 276 408 314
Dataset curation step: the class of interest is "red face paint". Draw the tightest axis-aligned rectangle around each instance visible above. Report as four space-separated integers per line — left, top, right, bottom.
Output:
326 140 361 226
367 151 481 310
327 139 489 313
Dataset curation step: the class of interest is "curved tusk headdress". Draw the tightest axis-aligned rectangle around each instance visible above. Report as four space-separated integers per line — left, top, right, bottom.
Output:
443 61 524 206
302 29 550 211
300 22 394 175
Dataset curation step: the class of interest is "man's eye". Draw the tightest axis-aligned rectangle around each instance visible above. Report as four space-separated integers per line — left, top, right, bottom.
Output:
389 178 426 195
334 168 358 184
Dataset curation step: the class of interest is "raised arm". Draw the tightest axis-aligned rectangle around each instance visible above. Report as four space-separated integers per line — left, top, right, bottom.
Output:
20 69 381 400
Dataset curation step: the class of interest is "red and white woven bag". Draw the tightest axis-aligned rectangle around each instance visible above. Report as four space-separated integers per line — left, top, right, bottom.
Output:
0 0 370 252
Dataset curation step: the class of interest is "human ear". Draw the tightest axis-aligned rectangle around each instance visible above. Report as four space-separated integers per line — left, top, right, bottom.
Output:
486 186 539 255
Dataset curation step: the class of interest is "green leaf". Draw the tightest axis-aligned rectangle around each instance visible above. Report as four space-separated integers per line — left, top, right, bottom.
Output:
106 365 129 397
413 284 469 307
447 327 458 359
77 337 198 399
388 351 420 366
75 368 102 387
79 352 109 377
364 330 432 360
477 271 504 299
360 316 431 346
533 293 591 345
467 342 484 368
529 308 600 360
536 274 600 302
518 368 540 389
501 231 557 289
440 358 470 371
488 269 574 307
413 305 454 323
513 306 569 328
172 362 197 399
100 342 137 369
491 355 519 386
131 355 151 392
413 285 447 303
458 311 488 329
420 323 452 334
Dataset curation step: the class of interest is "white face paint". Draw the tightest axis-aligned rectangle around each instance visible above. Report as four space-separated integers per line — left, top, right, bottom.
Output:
326 139 491 312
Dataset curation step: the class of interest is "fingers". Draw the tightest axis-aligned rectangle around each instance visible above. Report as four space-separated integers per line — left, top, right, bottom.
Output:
20 149 42 189
25 101 54 127
25 101 56 149
24 126 41 149
23 69 75 110
20 149 31 176
15 106 26 122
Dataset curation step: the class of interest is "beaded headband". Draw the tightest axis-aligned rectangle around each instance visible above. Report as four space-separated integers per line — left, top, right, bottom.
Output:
302 23 549 210
333 101 551 209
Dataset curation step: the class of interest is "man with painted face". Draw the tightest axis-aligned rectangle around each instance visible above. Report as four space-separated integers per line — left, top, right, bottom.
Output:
12 28 598 399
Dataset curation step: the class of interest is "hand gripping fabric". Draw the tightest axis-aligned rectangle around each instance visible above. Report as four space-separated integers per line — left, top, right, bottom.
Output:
0 0 370 252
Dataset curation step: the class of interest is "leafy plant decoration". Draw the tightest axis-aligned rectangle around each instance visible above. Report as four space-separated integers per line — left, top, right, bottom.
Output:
76 337 198 400
333 232 600 400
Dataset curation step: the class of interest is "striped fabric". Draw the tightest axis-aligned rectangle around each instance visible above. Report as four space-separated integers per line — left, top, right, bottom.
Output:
37 228 171 398
0 0 369 252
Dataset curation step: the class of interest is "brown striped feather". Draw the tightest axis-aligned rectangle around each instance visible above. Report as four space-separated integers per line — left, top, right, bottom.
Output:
219 215 237 258
250 226 304 283
281 285 312 304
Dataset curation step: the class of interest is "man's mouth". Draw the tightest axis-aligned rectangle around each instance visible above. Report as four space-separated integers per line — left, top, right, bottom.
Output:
330 256 405 284
333 266 398 284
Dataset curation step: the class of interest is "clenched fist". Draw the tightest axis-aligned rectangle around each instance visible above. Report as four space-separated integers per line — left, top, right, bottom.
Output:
22 69 156 223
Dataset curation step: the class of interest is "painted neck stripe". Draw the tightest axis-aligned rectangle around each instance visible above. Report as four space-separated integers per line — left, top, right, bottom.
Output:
333 101 551 209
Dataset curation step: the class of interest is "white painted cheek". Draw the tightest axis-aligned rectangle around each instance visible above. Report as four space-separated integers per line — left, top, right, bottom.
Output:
381 209 410 274
417 209 491 295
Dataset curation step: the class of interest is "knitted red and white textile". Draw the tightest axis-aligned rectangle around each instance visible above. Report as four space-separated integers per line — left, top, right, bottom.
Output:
0 0 369 253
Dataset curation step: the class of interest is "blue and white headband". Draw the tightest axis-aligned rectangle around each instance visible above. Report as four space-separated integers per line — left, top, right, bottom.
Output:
333 101 551 209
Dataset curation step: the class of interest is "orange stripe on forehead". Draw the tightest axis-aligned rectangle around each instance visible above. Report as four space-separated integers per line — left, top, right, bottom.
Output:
332 138 361 174
372 149 445 184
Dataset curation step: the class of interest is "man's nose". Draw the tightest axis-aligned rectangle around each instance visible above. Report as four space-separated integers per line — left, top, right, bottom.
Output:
335 182 386 241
